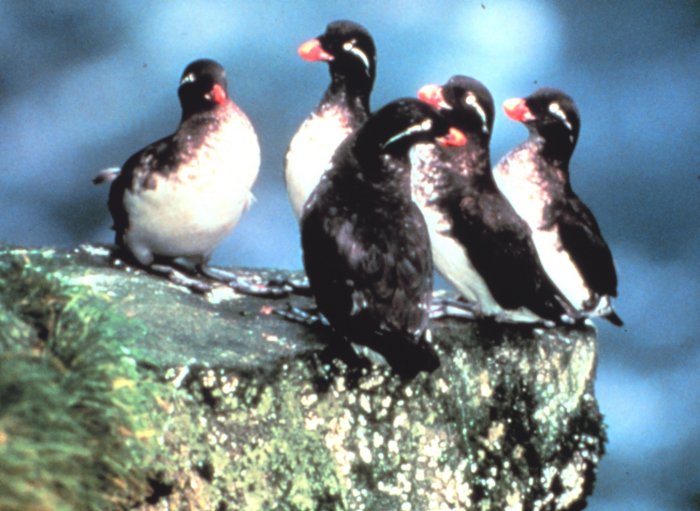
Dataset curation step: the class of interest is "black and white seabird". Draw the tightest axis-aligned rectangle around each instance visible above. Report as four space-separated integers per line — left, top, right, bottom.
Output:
301 98 466 378
106 59 261 292
413 76 576 324
493 88 622 325
285 20 376 219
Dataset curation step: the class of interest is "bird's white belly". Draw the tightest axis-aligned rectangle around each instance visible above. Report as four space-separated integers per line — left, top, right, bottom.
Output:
429 215 496 310
285 106 353 218
124 170 250 263
124 116 259 264
530 228 591 310
493 157 549 230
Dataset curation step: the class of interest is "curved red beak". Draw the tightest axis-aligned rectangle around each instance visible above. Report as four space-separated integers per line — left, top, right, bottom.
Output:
206 83 228 105
417 84 451 110
437 127 467 147
298 38 334 62
503 97 535 122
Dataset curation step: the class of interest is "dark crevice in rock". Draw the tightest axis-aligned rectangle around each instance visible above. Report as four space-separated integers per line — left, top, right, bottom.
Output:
145 476 174 504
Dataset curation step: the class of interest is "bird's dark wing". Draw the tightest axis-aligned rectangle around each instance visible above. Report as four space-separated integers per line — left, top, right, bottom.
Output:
301 204 356 331
555 194 618 296
301 200 437 378
107 165 131 245
368 204 433 338
439 174 569 319
301 201 432 342
107 133 180 242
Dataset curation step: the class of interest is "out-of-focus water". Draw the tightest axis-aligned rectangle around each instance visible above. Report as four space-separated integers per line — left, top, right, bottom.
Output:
1 2 698 508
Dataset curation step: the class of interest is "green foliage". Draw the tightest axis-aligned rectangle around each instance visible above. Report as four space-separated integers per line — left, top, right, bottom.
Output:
0 255 164 510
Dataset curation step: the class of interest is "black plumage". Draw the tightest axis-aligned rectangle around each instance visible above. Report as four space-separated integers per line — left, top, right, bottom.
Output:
414 76 575 324
494 88 622 325
301 98 466 377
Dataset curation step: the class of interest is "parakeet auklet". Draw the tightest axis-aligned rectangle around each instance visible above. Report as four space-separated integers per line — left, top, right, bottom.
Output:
106 58 261 293
301 98 467 378
285 20 376 219
493 88 622 325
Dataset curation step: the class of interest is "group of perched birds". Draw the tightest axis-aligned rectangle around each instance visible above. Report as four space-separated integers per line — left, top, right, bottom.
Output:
96 20 621 378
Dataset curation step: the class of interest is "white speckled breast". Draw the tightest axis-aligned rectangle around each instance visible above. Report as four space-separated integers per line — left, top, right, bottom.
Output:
285 104 354 219
124 102 260 265
411 144 491 305
493 148 551 229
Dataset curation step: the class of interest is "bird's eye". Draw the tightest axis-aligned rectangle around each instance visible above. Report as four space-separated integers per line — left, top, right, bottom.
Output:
464 92 489 134
180 73 196 85
548 102 572 131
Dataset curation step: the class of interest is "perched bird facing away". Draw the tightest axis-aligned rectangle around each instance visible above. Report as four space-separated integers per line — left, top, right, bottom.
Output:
493 88 622 325
106 59 261 292
301 98 467 378
413 76 576 325
285 20 376 219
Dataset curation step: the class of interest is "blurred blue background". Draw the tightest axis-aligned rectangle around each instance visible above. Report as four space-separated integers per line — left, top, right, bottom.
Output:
1 1 698 508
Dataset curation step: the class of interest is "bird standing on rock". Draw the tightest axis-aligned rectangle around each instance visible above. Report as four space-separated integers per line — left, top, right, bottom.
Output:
106 58 261 293
301 98 467 378
414 76 576 325
285 20 376 219
493 88 622 325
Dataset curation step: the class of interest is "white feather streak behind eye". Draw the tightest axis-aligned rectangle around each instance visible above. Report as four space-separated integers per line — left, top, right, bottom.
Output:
343 39 371 73
465 93 489 134
548 102 572 131
383 118 433 148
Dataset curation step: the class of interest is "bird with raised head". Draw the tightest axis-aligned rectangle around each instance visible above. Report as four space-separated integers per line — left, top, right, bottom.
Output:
286 20 377 219
493 88 622 325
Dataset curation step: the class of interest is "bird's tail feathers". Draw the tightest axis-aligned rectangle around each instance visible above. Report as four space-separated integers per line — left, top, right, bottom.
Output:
92 166 121 185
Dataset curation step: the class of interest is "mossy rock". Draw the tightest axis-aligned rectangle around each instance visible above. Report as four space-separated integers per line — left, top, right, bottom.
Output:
0 244 605 510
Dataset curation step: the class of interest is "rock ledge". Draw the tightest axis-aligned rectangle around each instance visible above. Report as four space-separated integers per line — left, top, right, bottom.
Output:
0 244 604 511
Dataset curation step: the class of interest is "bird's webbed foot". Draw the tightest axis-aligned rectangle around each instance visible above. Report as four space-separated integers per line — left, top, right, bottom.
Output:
196 264 297 298
150 263 214 293
273 304 328 328
108 248 214 293
430 296 481 320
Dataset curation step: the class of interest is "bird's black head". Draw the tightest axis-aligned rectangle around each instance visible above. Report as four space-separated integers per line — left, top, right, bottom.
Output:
178 59 229 119
418 75 495 142
504 87 580 155
357 98 467 160
299 20 376 100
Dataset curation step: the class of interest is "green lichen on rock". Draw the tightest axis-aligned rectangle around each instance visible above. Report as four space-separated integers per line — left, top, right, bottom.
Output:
145 361 346 511
0 244 606 510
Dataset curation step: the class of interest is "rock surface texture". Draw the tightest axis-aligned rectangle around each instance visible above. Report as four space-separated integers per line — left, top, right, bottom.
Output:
0 244 605 510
